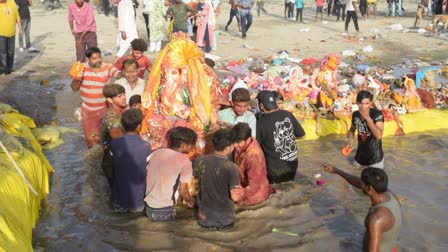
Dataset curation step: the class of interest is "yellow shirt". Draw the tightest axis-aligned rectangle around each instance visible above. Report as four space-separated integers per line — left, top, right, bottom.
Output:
0 0 20 37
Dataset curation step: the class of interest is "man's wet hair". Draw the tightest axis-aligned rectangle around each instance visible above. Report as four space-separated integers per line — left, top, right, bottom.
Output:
129 95 141 107
212 128 238 151
86 47 101 58
130 38 148 52
205 58 215 68
361 167 388 193
233 122 252 142
103 84 125 99
122 58 138 71
272 90 284 101
167 127 198 149
356 90 374 103
232 88 250 102
121 108 144 132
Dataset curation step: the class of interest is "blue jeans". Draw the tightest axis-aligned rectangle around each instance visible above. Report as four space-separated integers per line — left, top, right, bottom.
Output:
19 19 31 49
145 205 176 222
0 35 15 74
239 9 253 39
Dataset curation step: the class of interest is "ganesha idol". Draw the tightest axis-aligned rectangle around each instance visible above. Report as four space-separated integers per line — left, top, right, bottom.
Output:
140 32 221 154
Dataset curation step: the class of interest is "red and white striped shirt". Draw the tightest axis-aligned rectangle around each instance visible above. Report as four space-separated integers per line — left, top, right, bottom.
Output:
80 62 119 111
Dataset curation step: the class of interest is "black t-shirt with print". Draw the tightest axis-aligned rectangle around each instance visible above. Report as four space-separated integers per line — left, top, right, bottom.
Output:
352 108 384 166
256 109 305 183
193 155 240 228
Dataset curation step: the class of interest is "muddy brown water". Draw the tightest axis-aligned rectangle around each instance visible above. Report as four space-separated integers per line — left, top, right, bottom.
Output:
1 76 447 251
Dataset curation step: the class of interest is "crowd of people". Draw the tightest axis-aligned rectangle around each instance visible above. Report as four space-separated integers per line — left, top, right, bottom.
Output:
66 38 401 249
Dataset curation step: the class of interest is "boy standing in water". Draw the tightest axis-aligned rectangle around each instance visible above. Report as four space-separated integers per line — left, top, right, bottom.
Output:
110 109 151 213
345 90 384 169
100 84 127 186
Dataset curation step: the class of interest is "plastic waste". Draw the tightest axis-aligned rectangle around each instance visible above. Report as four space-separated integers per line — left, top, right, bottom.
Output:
272 227 299 237
387 23 404 31
341 50 356 57
362 45 374 53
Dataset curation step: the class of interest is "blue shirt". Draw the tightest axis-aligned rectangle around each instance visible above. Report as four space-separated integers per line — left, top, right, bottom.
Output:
217 107 257 137
111 134 151 209
295 0 303 8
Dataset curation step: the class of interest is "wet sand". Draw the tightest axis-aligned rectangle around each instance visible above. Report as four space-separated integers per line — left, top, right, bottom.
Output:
0 0 447 251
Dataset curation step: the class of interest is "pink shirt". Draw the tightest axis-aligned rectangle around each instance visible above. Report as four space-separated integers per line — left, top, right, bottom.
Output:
68 2 96 33
144 148 193 208
316 0 324 6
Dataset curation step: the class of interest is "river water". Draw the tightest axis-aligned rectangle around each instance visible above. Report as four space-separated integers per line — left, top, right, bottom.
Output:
1 76 447 251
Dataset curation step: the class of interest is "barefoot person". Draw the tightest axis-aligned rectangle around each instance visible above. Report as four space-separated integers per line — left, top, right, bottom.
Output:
322 164 402 252
68 0 97 62
345 90 384 169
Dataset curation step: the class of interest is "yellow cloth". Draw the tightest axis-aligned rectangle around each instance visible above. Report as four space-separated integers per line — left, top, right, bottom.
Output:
0 0 20 37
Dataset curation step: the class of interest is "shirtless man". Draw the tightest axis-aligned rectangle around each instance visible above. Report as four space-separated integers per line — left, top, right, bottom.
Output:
323 164 402 252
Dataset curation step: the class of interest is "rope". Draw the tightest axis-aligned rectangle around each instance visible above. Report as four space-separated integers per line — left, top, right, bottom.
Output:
0 140 38 197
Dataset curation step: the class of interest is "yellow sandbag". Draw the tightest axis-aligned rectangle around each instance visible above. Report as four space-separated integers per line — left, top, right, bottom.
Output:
0 161 34 252
0 139 50 252
32 126 61 144
0 103 18 113
1 113 54 173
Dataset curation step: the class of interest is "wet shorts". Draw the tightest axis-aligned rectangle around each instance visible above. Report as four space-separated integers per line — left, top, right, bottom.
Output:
316 6 323 13
145 205 176 222
367 1 377 9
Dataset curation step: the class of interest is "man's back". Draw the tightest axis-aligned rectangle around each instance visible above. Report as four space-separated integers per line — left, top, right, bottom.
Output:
363 191 402 252
145 148 192 208
194 154 239 228
111 135 151 209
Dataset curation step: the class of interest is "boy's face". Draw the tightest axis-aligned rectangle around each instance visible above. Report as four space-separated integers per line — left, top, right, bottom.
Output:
357 98 372 111
231 101 249 116
130 103 142 109
131 50 144 60
123 64 138 83
111 93 127 108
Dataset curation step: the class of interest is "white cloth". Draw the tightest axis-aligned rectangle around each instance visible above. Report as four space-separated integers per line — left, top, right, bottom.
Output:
228 80 249 101
116 0 138 57
115 78 146 105
346 0 356 11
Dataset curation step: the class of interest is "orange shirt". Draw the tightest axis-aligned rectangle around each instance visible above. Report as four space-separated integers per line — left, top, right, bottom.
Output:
114 55 152 79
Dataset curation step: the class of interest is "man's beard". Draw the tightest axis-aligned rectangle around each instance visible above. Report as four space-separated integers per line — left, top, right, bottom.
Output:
92 61 102 68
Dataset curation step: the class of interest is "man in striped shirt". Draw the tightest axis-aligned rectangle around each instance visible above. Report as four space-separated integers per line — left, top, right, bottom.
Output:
71 47 122 148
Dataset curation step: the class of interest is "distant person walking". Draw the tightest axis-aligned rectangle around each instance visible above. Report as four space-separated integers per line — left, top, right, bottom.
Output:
345 0 359 32
236 0 254 48
0 0 23 75
15 0 39 53
225 0 241 31
68 0 97 62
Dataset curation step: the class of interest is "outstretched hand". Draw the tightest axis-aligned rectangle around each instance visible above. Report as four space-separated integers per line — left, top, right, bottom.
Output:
322 163 336 174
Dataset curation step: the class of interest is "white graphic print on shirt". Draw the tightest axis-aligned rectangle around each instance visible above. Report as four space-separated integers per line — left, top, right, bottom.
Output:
273 117 297 161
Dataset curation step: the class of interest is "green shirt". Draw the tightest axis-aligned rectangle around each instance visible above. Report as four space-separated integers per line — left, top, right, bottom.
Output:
167 3 192 31
100 107 123 145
